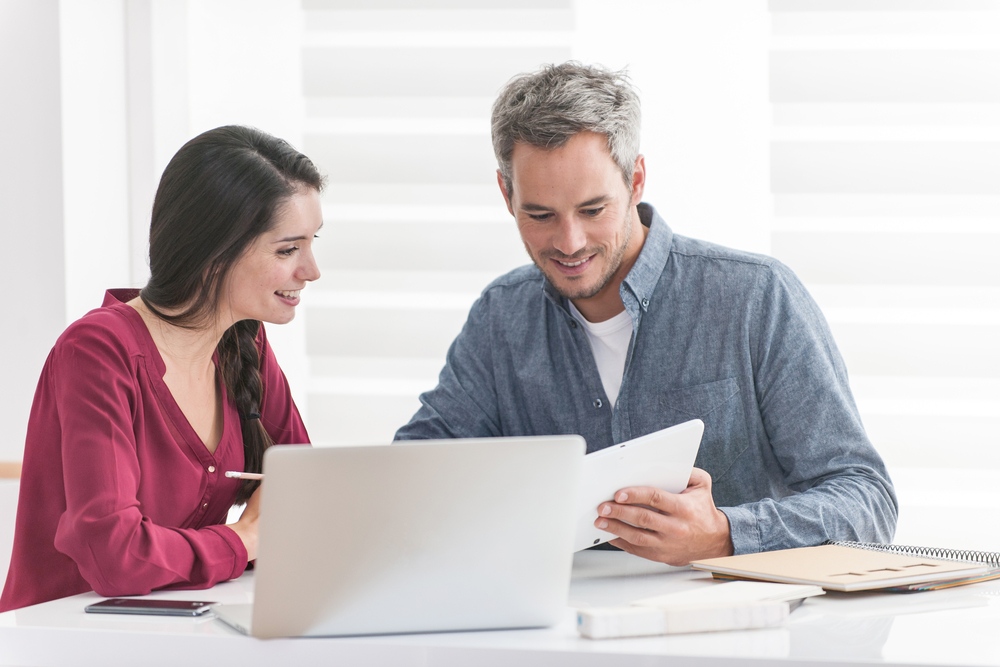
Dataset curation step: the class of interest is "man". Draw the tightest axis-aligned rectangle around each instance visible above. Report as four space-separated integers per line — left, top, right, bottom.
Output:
395 62 897 565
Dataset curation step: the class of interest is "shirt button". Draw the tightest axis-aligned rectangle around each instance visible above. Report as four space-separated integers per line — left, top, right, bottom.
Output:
641 298 650 308
207 466 216 473
570 319 578 329
593 398 603 408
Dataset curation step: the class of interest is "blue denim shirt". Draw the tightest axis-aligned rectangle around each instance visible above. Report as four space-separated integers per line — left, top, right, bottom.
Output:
396 203 898 554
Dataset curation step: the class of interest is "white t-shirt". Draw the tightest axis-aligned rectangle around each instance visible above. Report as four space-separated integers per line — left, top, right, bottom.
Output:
568 302 633 408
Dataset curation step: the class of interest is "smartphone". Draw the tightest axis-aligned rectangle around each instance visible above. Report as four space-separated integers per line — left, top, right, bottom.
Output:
84 598 216 617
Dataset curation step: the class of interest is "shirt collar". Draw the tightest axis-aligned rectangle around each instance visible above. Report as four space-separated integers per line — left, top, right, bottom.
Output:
104 288 141 307
622 203 672 312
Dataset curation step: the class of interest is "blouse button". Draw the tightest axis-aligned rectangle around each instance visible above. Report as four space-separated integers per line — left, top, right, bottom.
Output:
593 398 603 409
203 503 209 509
208 465 216 473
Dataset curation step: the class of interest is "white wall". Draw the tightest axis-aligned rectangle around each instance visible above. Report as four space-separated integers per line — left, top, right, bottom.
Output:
0 0 66 462
61 0 132 322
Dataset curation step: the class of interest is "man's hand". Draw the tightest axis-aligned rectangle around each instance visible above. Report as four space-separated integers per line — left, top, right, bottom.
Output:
594 467 734 566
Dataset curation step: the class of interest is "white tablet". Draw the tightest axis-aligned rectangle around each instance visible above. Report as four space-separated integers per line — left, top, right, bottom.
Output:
573 419 704 552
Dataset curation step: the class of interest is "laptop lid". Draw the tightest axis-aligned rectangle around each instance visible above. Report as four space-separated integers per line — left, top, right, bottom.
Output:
224 436 584 638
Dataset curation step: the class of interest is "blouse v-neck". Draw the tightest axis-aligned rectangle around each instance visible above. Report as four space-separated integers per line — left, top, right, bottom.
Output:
106 290 232 463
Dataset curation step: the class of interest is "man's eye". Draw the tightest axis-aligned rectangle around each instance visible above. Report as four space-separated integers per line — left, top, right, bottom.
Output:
528 213 553 221
582 207 604 217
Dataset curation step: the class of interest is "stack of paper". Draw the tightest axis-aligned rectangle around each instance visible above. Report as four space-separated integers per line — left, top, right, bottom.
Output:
576 580 824 639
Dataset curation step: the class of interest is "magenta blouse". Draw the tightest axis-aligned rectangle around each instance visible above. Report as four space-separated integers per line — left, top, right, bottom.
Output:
0 289 310 611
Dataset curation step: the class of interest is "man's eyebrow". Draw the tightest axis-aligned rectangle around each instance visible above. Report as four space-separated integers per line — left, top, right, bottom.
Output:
519 202 552 212
578 195 611 208
519 196 612 212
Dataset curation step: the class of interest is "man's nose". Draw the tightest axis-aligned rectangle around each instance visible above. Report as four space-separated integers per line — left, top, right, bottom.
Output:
552 217 588 257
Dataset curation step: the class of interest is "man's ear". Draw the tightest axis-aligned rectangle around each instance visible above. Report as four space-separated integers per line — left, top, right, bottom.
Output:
497 170 515 217
629 155 646 206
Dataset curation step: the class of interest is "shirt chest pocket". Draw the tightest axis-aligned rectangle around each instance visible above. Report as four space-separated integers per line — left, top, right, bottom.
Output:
658 377 749 488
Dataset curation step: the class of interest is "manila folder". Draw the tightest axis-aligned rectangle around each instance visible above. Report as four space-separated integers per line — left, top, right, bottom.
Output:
690 545 989 592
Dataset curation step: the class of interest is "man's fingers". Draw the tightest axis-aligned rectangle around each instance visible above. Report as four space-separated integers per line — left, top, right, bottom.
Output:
595 517 659 548
594 468 729 566
608 485 679 514
598 502 664 531
609 468 714 512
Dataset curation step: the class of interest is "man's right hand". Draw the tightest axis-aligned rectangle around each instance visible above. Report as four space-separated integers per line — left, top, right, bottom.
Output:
595 467 734 566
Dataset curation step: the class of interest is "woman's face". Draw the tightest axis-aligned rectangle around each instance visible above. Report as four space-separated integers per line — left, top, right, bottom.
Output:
222 186 323 326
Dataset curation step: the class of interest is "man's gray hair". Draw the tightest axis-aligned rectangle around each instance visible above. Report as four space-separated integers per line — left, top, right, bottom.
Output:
491 61 641 196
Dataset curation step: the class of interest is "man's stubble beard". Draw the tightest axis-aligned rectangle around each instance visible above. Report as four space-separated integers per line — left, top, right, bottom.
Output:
529 207 634 302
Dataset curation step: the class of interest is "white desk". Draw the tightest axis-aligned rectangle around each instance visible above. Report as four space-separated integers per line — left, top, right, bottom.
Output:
2 551 1000 667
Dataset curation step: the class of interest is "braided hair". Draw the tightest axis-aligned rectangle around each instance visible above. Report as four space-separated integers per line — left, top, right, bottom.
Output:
140 125 323 504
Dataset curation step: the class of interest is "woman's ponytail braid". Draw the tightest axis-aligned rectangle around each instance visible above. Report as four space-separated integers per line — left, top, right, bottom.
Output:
218 319 272 505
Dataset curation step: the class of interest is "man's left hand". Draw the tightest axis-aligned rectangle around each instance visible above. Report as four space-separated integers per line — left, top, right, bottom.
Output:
594 467 734 566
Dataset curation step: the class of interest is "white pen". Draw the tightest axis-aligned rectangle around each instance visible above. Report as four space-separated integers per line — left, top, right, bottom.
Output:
225 471 264 480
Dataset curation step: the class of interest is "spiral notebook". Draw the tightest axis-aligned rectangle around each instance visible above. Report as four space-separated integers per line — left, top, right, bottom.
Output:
691 542 1000 593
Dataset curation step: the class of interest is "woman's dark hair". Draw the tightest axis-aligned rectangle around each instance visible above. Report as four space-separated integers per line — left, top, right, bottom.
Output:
140 125 324 504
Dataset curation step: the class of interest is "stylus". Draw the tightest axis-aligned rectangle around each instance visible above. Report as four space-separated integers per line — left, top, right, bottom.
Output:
225 471 264 480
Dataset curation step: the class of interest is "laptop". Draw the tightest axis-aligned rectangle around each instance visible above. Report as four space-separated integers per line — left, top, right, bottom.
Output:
213 436 585 638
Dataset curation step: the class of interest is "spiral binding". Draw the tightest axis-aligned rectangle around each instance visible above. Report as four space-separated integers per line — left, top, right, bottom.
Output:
827 540 1000 567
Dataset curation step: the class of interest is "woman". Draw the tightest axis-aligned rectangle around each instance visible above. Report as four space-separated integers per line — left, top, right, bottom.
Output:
0 125 324 611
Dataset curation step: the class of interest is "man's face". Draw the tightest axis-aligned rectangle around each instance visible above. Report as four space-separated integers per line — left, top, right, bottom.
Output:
500 131 645 318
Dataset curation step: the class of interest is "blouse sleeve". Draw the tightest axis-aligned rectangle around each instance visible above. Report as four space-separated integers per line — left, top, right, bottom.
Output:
51 321 245 596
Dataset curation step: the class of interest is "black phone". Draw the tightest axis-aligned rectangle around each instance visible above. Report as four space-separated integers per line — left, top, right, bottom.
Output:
84 598 216 617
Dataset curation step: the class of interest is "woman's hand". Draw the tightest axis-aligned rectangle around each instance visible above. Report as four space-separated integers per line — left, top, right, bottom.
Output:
227 486 263 562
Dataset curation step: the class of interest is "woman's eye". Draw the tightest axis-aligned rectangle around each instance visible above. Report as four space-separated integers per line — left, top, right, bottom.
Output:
278 247 298 257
